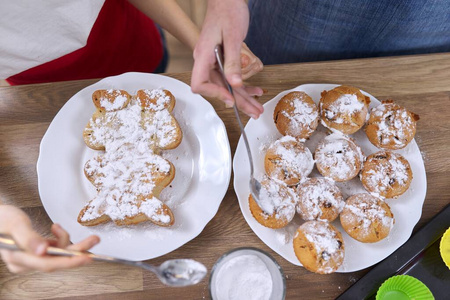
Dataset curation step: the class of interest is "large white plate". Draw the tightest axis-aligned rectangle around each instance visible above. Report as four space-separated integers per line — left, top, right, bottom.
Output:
37 72 231 261
233 83 427 272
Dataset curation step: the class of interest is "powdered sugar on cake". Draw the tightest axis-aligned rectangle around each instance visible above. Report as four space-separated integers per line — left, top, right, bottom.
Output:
257 177 296 220
315 133 363 181
81 89 180 224
323 94 364 124
364 153 409 195
342 195 394 233
270 135 314 182
283 94 318 132
372 104 414 147
301 221 344 273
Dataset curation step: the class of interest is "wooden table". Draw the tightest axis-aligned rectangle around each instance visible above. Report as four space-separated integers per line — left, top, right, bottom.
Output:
1 53 449 299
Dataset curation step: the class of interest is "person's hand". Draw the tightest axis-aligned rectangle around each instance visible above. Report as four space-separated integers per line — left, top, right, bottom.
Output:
0 205 99 273
191 0 264 119
240 42 263 80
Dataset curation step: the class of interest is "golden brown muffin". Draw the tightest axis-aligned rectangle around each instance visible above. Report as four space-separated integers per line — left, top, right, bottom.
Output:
296 177 344 222
248 177 296 229
340 193 394 243
273 91 319 139
293 221 345 274
319 85 370 134
314 133 364 182
264 136 314 186
365 100 420 150
360 151 412 198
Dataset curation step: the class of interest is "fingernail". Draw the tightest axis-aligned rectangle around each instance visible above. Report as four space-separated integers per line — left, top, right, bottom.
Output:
250 114 258 120
225 99 234 107
231 75 242 85
34 242 47 256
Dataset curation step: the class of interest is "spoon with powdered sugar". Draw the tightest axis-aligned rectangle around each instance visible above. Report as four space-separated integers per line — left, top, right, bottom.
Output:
0 233 207 287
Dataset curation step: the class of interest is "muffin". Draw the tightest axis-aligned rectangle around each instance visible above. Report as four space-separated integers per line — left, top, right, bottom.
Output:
319 85 371 134
295 177 344 222
365 100 420 150
273 91 319 139
360 151 413 198
293 221 345 274
340 193 395 243
264 136 314 185
248 177 296 229
314 133 364 182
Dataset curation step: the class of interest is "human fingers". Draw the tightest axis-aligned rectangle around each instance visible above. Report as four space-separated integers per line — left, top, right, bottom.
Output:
3 249 91 273
192 41 234 105
233 87 264 119
223 34 244 88
243 86 264 97
1 206 48 256
241 43 264 80
0 250 30 273
50 224 70 248
67 235 100 252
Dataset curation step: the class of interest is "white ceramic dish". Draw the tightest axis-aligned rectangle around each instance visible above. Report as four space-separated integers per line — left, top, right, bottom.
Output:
37 72 231 261
233 83 427 272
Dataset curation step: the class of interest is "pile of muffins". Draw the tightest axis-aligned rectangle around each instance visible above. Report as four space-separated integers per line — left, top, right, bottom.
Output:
248 85 420 274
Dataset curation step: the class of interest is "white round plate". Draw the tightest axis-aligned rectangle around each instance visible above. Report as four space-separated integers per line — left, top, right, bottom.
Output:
37 72 231 261
233 83 427 272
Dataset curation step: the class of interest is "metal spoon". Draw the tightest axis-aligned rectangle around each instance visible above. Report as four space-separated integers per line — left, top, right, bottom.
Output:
214 44 265 213
0 233 207 287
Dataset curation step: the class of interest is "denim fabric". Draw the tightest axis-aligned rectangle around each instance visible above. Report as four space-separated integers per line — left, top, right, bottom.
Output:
246 0 450 64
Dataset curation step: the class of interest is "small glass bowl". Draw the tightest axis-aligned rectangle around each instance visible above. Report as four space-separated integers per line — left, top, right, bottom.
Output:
209 247 286 300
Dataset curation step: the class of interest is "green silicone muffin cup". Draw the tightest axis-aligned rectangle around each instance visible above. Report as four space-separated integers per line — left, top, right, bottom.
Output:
376 275 434 300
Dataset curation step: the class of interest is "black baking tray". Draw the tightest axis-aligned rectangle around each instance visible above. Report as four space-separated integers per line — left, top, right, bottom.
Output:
336 203 450 300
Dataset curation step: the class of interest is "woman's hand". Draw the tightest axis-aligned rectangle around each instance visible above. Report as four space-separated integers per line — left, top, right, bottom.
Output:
240 42 263 80
191 0 264 119
0 205 99 273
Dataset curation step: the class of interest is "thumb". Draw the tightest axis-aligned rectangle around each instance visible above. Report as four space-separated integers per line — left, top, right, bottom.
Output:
223 37 244 88
10 219 48 256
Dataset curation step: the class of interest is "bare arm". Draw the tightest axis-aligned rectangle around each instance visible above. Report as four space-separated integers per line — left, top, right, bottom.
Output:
127 0 200 51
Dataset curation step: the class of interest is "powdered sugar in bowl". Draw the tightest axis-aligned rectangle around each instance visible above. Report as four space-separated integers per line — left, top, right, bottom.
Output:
209 247 286 300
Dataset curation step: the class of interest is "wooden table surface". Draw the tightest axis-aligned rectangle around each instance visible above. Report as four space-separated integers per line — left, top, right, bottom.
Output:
1 53 449 299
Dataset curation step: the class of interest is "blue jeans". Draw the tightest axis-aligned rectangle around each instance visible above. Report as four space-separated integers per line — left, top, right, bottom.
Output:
246 0 450 64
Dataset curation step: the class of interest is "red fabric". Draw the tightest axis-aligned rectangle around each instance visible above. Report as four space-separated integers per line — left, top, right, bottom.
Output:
7 0 163 85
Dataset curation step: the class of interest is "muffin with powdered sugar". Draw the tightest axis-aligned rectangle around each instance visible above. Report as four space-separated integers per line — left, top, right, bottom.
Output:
365 100 420 150
360 151 412 198
314 133 364 182
340 193 395 243
295 177 344 222
248 176 297 229
264 136 314 186
319 85 370 134
293 221 345 274
273 91 319 140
